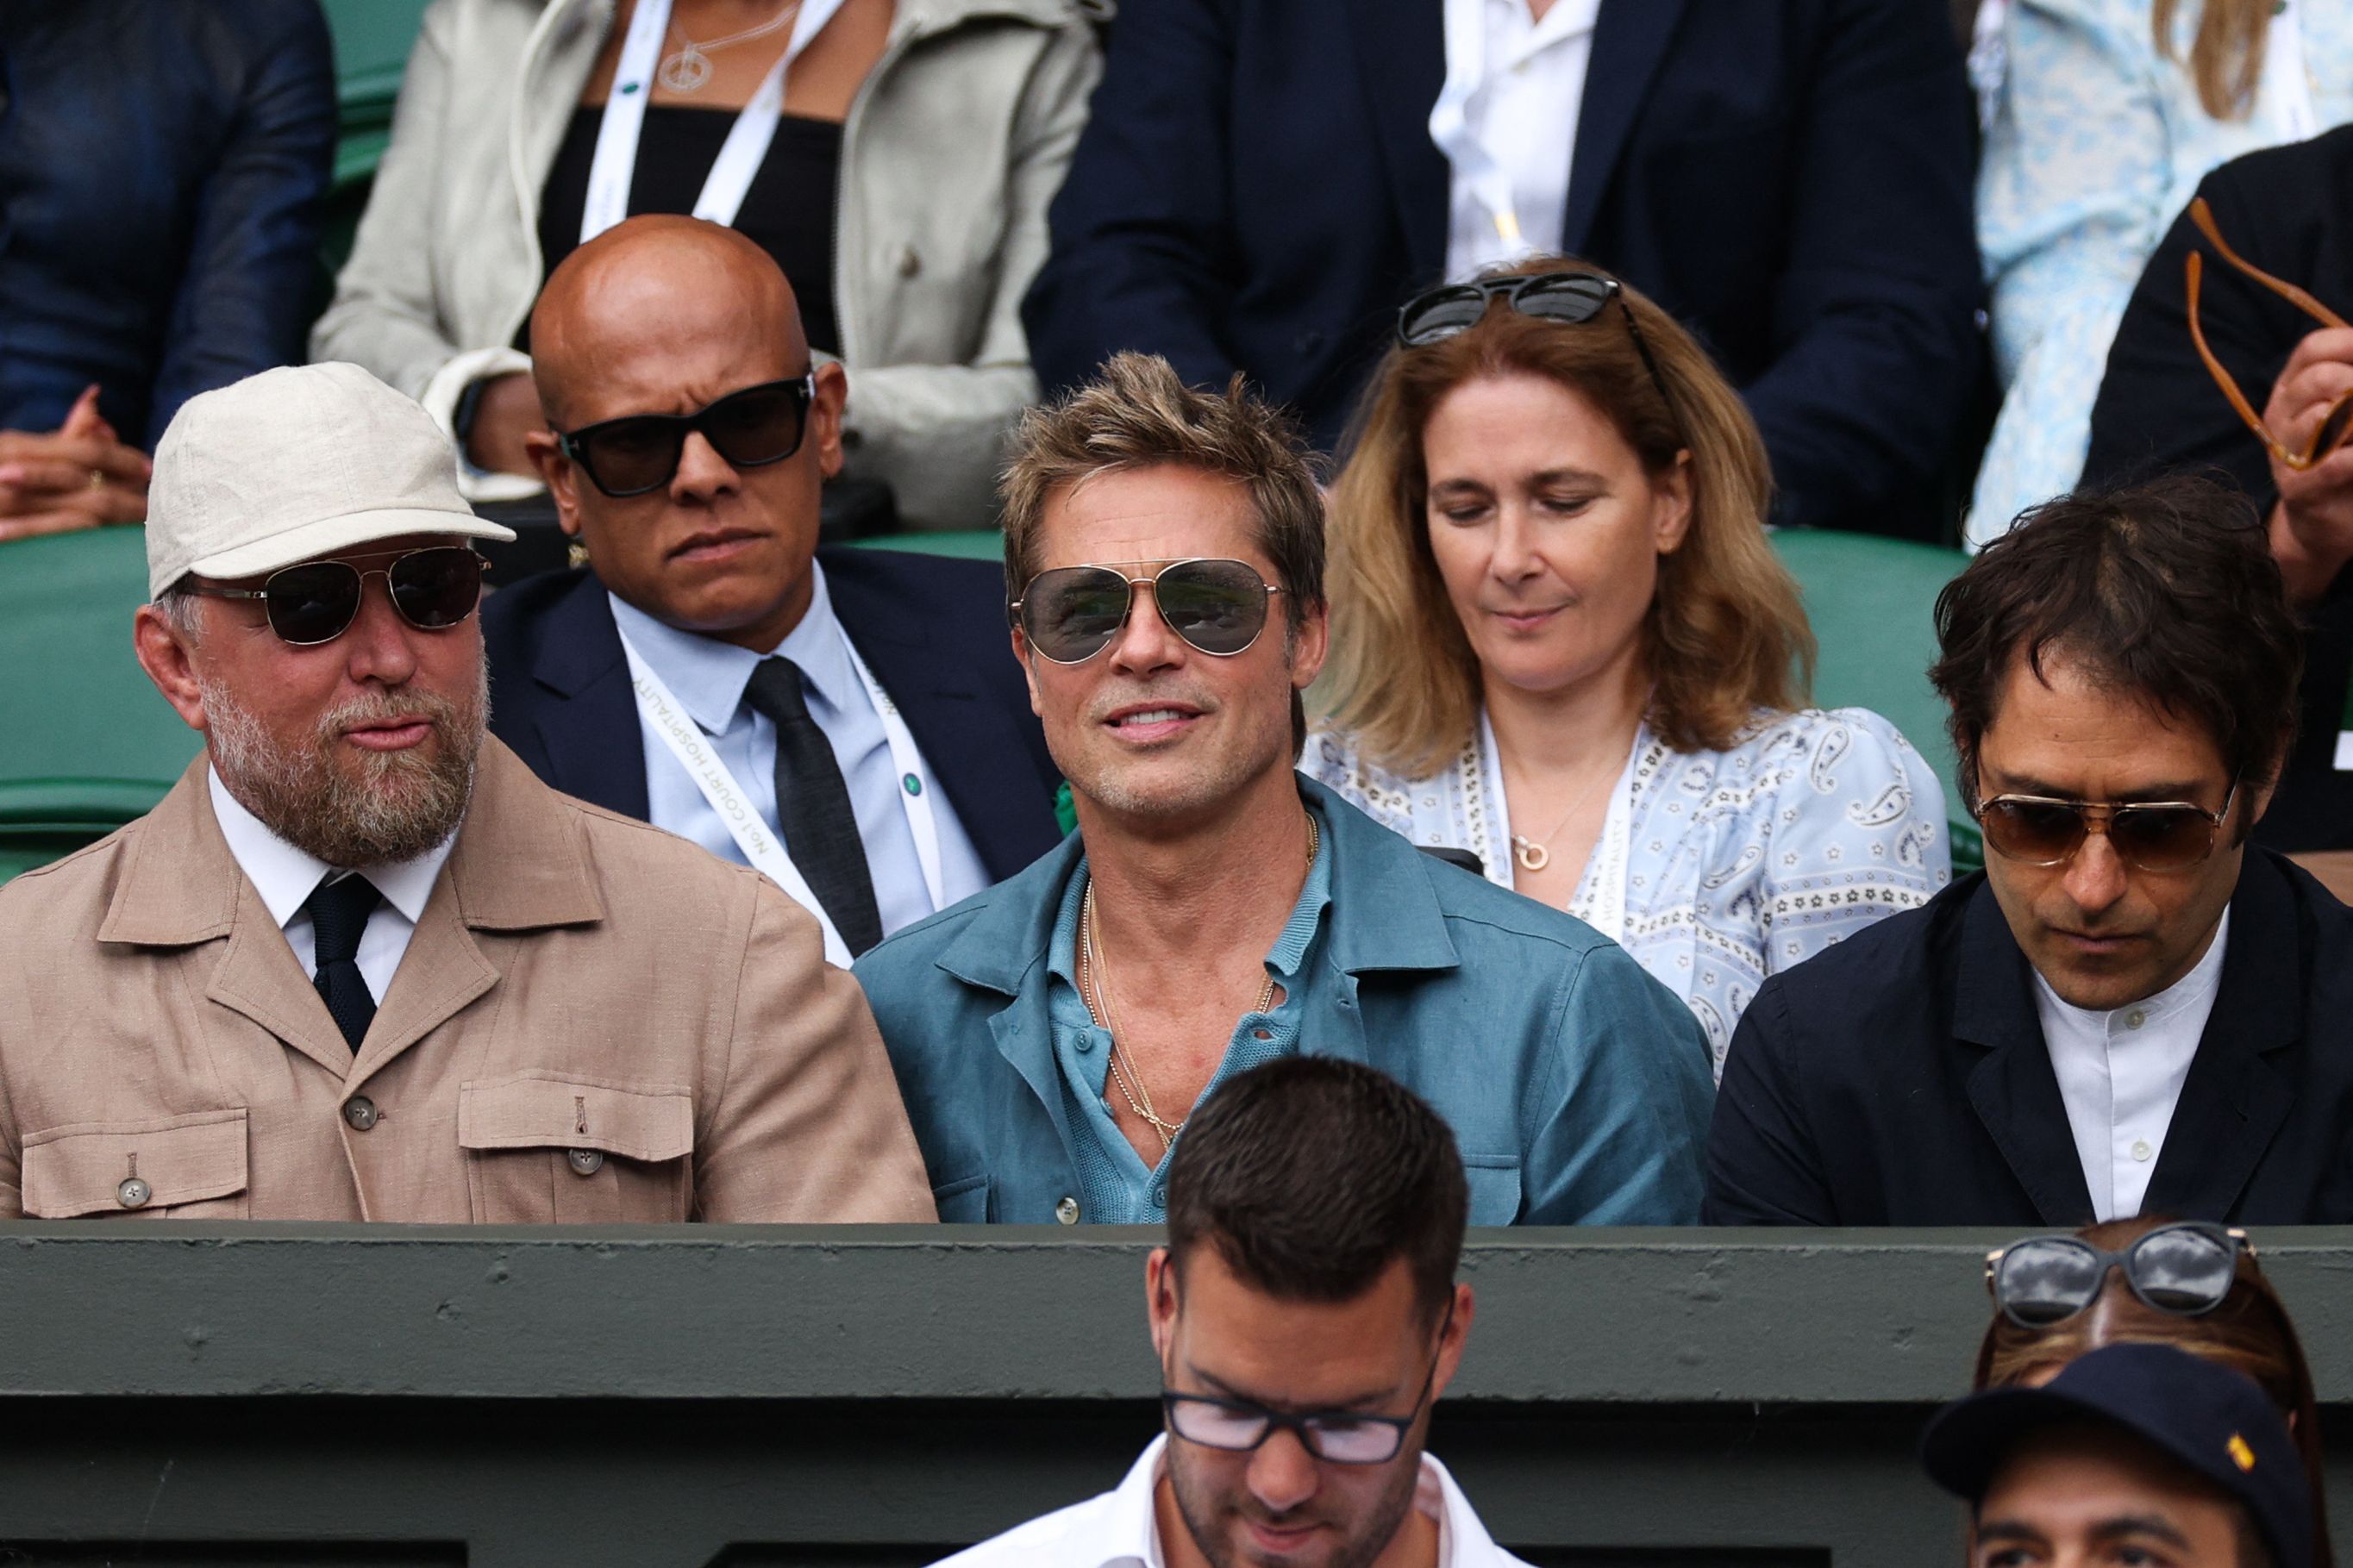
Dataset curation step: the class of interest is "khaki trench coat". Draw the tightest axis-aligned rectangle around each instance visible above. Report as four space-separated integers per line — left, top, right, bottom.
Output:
0 739 936 1223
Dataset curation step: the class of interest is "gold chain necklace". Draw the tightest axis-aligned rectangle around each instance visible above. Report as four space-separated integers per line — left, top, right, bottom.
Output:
1079 815 1318 1153
1508 761 1615 872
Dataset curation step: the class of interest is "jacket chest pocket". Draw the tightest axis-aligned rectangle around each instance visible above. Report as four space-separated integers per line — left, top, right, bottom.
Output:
21 1109 251 1220
1461 1153 1524 1226
458 1074 694 1223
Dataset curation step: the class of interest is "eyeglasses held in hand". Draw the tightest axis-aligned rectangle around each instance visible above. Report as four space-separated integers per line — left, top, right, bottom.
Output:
1011 559 1285 665
1394 272 1686 441
1974 781 2237 873
1987 1222 2252 1329
1161 1303 1451 1465
555 374 817 497
178 546 488 647
2185 197 2353 472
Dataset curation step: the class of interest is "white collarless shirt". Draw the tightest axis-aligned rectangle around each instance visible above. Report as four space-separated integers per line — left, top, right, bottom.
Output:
929 1434 1537 1568
2032 908 2231 1222
611 563 991 940
207 765 455 1005
1433 0 1602 280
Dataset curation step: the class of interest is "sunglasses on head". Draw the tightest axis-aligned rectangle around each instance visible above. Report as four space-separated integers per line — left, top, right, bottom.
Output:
555 374 817 497
1011 558 1285 665
1987 1223 2253 1329
1394 271 1686 440
1974 780 2237 873
2186 198 2353 472
178 546 487 647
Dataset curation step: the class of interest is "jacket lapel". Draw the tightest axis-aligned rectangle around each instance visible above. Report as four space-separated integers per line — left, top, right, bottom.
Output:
350 739 606 1089
97 759 358 1079
1343 0 1451 284
528 575 650 820
2139 855 2300 1219
1562 0 1687 255
1953 884 2097 1227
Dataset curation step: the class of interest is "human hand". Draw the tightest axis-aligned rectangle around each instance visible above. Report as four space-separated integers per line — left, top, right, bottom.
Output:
462 372 548 476
0 386 152 543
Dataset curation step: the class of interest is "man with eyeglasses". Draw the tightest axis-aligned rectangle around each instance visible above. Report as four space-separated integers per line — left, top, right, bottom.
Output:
853 350 1713 1225
1705 475 2353 1228
936 1057 1536 1568
0 360 936 1221
480 216 1061 966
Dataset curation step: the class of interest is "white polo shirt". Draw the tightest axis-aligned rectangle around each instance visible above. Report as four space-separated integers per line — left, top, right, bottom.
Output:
931 1435 1536 1568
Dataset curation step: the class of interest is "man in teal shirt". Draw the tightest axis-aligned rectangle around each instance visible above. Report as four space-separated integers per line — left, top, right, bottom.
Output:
853 353 1712 1225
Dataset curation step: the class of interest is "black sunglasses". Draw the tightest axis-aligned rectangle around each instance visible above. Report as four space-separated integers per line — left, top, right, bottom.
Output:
1395 272 1685 439
1987 1223 2253 1329
178 546 487 647
555 374 817 497
1976 781 2238 874
1011 559 1285 665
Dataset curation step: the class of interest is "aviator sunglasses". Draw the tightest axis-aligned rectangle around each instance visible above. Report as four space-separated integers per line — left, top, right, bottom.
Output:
1011 559 1286 665
1974 780 2237 873
178 546 487 647
1986 1223 2252 1329
555 374 817 497
1395 271 1687 438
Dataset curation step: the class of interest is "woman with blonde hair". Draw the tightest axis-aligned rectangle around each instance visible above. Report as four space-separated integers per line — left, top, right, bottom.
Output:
1305 258 1949 1072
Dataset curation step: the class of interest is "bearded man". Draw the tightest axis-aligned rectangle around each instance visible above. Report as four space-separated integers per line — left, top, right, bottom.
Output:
0 361 935 1223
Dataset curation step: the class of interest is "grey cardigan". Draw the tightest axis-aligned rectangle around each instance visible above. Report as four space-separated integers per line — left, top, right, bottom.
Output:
310 0 1100 530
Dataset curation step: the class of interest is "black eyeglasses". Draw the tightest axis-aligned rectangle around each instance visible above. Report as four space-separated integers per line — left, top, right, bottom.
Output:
1975 781 2238 873
1011 559 1285 665
555 375 817 497
1987 1223 2253 1329
177 546 487 647
1395 272 1685 440
1161 1305 1452 1466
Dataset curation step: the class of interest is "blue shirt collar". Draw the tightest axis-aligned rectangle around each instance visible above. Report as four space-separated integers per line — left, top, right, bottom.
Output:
606 561 858 735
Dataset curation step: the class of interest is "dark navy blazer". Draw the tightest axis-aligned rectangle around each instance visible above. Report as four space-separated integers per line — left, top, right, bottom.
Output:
1703 849 2353 1227
479 551 1066 884
1023 0 1981 538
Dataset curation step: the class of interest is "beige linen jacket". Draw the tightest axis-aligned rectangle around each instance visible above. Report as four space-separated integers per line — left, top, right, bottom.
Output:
309 0 1102 531
0 739 937 1223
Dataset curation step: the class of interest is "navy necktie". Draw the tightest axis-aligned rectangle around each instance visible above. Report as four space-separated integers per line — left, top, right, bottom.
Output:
305 874 381 1053
741 656 885 958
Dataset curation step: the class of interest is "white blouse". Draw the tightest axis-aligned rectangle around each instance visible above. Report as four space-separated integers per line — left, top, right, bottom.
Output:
1303 707 1952 1076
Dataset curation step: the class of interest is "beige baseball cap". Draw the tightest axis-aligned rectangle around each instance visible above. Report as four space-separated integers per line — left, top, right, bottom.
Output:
145 361 516 599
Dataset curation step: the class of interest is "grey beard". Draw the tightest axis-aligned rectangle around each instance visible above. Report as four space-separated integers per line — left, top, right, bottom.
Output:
203 666 486 869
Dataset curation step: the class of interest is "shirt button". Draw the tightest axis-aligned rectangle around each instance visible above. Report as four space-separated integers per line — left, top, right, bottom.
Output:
1076 1031 1096 1055
116 1177 151 1209
2131 1140 2154 1162
1150 1184 1166 1210
568 1148 605 1177
1054 1196 1080 1225
2125 1009 2148 1030
342 1096 379 1132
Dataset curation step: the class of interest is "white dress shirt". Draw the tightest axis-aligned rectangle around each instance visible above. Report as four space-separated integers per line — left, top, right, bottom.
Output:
611 563 992 940
931 1435 1536 1568
2033 908 2231 1222
207 765 454 1005
1433 0 1601 280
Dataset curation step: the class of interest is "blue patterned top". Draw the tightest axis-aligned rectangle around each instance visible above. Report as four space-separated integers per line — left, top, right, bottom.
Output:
1968 0 2353 547
1303 707 1951 1077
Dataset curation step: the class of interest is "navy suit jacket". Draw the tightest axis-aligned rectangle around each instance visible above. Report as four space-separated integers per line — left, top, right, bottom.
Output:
479 551 1066 885
1023 0 1981 538
1703 849 2353 1227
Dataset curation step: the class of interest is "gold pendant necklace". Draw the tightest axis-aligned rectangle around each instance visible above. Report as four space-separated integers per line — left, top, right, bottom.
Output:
1509 760 1615 873
1079 815 1318 1153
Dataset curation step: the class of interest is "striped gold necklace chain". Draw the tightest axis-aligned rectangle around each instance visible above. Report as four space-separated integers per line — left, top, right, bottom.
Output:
1078 815 1317 1153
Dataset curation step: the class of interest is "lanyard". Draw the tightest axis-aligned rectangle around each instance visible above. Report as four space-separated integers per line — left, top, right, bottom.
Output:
581 0 850 244
616 622 947 969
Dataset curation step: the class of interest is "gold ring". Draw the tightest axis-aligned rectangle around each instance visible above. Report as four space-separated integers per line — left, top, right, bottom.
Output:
86 469 104 491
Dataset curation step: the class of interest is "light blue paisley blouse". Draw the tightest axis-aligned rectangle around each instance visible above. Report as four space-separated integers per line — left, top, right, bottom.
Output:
1303 707 1952 1077
1968 0 2353 547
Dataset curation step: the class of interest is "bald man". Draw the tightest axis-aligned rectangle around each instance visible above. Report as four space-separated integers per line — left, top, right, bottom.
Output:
480 217 1062 962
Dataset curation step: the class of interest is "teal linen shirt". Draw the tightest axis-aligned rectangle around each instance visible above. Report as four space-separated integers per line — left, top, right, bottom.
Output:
853 778 1716 1225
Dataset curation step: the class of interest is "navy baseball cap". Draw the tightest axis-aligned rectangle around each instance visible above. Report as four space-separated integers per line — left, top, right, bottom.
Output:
1922 1342 2312 1568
